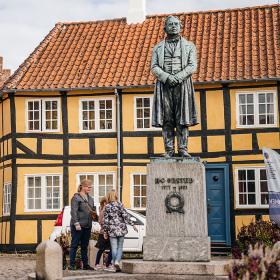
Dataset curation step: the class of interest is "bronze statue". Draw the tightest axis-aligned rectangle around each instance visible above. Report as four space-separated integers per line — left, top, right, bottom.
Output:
151 15 199 158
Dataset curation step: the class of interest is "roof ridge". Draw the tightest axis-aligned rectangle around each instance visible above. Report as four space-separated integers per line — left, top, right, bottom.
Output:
147 3 280 18
50 4 280 27
2 23 63 90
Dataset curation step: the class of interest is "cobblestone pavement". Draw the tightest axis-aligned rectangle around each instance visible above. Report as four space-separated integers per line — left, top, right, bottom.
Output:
0 254 36 280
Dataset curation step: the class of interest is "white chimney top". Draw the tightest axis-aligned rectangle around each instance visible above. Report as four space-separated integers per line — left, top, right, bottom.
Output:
127 0 146 24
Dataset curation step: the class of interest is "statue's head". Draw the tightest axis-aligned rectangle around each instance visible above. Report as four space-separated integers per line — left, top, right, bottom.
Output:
164 15 182 36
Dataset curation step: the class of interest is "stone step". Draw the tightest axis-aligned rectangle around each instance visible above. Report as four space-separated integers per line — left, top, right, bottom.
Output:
122 259 231 276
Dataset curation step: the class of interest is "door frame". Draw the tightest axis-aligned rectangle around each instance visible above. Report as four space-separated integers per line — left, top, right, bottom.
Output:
206 164 231 246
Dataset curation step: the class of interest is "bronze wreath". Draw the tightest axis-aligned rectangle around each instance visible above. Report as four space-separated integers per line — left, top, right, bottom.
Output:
165 191 185 214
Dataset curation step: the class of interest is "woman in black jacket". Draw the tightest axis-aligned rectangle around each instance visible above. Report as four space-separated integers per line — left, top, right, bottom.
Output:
69 179 96 270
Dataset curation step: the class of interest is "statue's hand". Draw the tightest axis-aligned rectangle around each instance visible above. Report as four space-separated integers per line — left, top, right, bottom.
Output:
167 75 178 86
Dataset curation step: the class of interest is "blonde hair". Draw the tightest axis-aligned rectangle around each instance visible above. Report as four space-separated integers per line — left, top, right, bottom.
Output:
100 196 107 209
106 190 118 203
78 179 92 192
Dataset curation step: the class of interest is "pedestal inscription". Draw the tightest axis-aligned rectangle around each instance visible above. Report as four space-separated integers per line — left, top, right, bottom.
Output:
143 158 211 262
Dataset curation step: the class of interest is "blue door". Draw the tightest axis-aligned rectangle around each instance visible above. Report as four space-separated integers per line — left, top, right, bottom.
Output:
206 165 230 245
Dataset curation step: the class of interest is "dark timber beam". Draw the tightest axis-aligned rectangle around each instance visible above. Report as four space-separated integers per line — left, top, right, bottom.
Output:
8 92 17 247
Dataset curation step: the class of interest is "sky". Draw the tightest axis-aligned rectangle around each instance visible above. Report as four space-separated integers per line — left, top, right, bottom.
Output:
0 0 278 72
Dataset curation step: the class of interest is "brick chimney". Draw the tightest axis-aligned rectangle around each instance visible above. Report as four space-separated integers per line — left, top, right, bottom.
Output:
127 0 146 24
0 56 11 88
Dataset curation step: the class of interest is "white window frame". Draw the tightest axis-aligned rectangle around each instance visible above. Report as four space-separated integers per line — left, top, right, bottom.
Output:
235 167 269 209
3 182 12 216
25 98 61 132
236 90 277 128
24 174 62 212
76 172 116 207
134 96 154 131
130 173 147 210
79 97 115 132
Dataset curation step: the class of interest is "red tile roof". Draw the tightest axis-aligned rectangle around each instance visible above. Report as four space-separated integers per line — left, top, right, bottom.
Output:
3 4 280 91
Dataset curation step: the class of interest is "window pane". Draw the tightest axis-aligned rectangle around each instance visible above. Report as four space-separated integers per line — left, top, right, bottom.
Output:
28 177 34 187
247 115 254 125
144 98 150 107
260 181 268 192
247 105 253 114
239 95 246 104
259 115 266 124
35 199 41 209
247 170 255 180
142 186 147 196
45 101 51 110
239 182 246 193
267 104 274 114
247 94 253 103
134 175 140 185
248 194 256 205
106 121 112 129
266 93 273 103
144 119 150 128
89 101 95 110
134 186 140 196
106 100 112 108
82 101 88 110
238 170 246 181
261 194 269 205
89 121 95 130
136 98 142 107
99 100 105 109
259 104 266 114
137 119 142 128
239 194 247 205
99 175 105 185
134 197 140 208
248 182 255 193
100 120 105 129
267 114 274 124
106 175 113 185
141 197 146 207
89 111 95 119
260 169 267 180
137 109 143 118
258 94 265 103
141 175 147 185
100 111 105 119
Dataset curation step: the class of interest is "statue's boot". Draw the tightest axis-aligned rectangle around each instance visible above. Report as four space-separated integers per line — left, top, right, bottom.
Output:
177 126 190 157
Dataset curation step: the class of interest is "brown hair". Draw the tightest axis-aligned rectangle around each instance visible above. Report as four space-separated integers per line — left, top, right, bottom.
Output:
100 196 107 209
106 190 118 203
78 179 92 192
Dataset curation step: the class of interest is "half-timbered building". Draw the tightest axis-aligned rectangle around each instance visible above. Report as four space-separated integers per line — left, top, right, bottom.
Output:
0 4 279 252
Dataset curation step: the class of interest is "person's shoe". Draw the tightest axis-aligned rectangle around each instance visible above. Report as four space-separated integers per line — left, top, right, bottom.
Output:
94 264 103 271
68 266 76 270
83 264 95 270
114 262 122 273
104 265 115 272
178 149 191 158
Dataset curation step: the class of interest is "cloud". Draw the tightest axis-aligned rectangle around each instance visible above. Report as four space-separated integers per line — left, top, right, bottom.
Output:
0 0 277 72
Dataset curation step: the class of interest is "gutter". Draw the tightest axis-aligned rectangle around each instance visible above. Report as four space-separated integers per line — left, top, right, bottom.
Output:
115 88 122 201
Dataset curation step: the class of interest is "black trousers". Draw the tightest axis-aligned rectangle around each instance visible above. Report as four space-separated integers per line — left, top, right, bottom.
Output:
162 83 189 153
69 225 91 267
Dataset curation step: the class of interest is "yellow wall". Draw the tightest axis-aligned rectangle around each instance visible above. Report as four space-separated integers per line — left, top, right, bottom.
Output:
207 135 225 152
95 138 117 154
69 139 90 155
17 138 37 153
15 220 37 244
3 98 11 135
42 220 56 241
1 222 10 244
232 134 252 151
123 137 147 154
257 133 279 149
42 139 63 155
206 90 224 129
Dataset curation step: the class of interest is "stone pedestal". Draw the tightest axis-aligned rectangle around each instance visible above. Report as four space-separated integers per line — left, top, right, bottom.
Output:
143 158 211 262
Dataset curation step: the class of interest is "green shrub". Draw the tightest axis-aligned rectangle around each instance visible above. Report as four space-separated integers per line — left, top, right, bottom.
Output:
232 220 280 259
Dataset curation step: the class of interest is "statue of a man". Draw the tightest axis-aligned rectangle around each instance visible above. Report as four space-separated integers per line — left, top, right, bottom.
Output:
151 15 199 158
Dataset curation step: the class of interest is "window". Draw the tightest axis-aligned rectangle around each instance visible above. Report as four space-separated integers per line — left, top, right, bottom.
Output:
236 168 268 208
131 174 147 209
236 91 277 127
80 98 114 132
3 182 12 215
26 98 60 132
135 97 152 129
77 173 115 206
25 175 62 211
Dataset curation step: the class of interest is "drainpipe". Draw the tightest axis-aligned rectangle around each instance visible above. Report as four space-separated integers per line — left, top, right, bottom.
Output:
115 88 122 201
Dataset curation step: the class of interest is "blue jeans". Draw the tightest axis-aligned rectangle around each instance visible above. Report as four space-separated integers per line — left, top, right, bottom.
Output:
110 236 124 264
70 225 91 267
